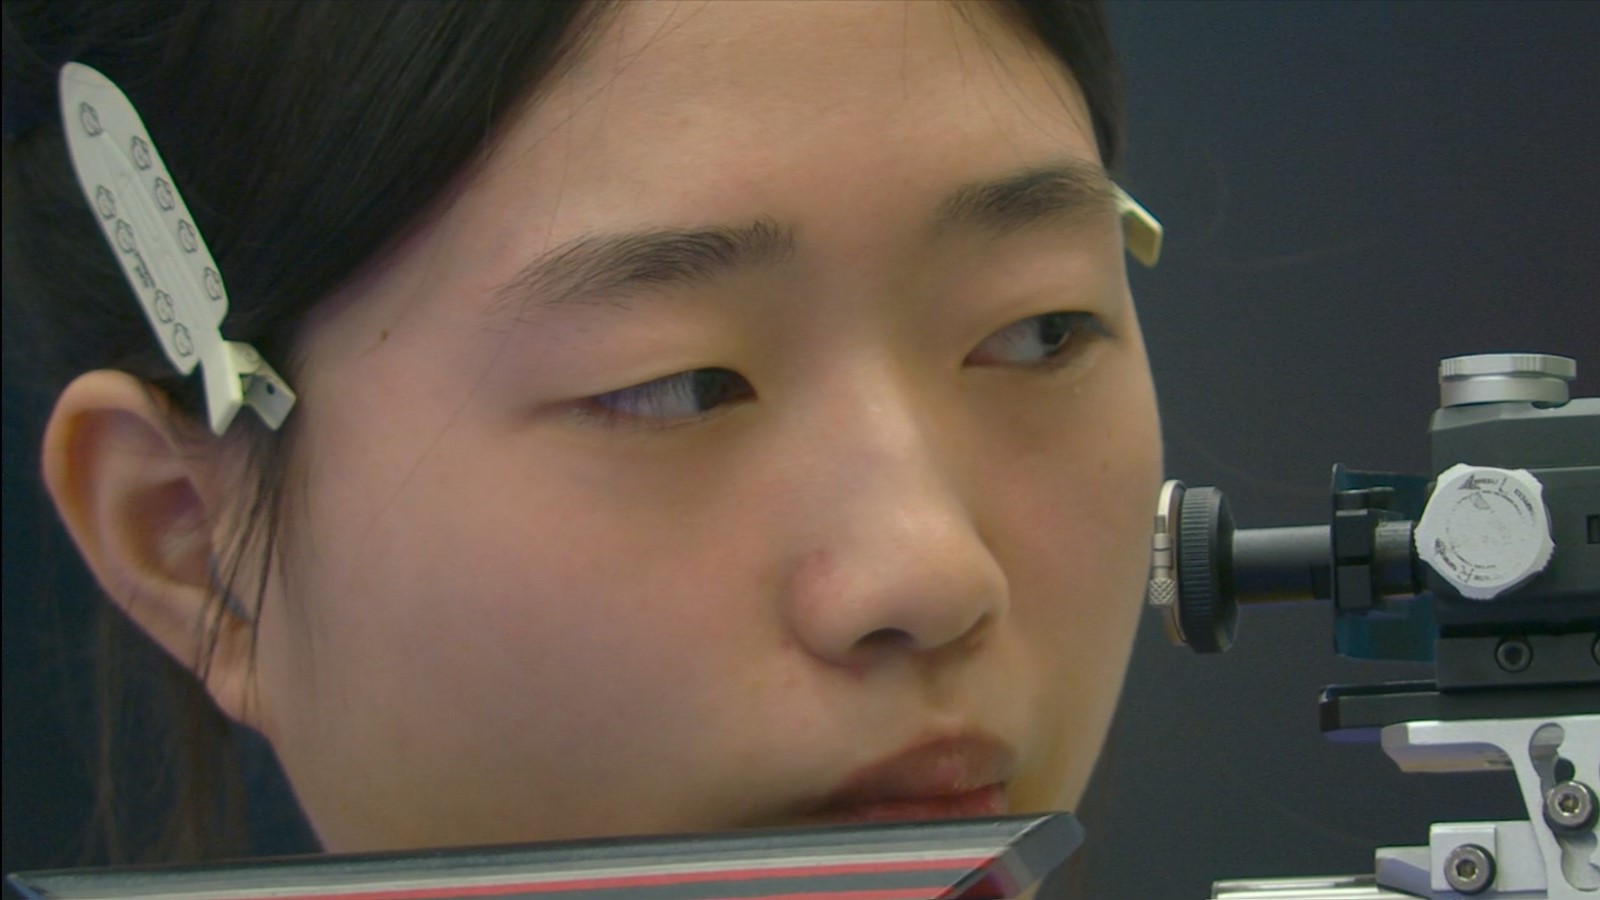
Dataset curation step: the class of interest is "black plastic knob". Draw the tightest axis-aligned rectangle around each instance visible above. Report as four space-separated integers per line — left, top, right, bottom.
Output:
1176 486 1238 653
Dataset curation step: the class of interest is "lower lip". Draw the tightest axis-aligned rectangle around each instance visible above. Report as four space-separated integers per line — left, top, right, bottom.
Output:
809 783 1009 824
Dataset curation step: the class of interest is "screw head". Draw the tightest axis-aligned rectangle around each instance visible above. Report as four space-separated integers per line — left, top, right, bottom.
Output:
1443 844 1494 894
1494 637 1532 673
1545 781 1598 832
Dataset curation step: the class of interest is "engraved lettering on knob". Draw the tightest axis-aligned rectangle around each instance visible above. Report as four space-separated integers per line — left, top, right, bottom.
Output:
203 267 222 300
177 220 198 253
129 136 152 170
153 291 174 323
172 323 193 358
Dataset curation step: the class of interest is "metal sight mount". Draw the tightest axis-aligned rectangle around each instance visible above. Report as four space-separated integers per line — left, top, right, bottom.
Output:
1147 352 1599 899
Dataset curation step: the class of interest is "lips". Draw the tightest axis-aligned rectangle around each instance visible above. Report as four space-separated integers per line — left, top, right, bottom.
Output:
805 735 1015 824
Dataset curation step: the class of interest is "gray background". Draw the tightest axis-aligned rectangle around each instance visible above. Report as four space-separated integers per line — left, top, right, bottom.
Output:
4 2 1597 897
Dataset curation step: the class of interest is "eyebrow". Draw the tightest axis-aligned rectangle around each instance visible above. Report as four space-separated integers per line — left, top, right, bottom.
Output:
935 159 1118 235
488 158 1116 321
490 217 795 322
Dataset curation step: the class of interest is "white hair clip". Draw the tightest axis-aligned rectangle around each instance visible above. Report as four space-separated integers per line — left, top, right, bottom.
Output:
58 62 296 435
1114 184 1163 268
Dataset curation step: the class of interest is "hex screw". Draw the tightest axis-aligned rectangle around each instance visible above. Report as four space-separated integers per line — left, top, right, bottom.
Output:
1494 637 1532 673
1545 781 1598 832
1443 844 1494 895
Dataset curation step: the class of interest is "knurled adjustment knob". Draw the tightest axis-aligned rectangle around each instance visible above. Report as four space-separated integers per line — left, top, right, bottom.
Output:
1176 486 1238 653
1438 353 1575 407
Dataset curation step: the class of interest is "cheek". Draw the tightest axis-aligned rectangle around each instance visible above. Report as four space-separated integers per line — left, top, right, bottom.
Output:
252 415 789 847
1004 415 1156 672
974 347 1161 803
978 345 1161 606
271 399 798 751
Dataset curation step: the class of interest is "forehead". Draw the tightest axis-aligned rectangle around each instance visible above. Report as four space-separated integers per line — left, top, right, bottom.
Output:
309 0 1114 348
460 2 1097 233
557 0 1075 120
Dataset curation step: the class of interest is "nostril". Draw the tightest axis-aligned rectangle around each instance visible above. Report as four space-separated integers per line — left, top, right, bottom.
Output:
858 627 916 651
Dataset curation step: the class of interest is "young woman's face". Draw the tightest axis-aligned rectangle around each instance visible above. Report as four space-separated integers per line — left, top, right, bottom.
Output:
249 0 1161 851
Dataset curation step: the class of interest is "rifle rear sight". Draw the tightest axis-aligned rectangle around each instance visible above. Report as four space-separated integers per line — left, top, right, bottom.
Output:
1147 352 1599 900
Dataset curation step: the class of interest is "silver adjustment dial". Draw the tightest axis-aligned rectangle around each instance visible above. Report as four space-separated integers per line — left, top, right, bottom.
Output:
1414 463 1555 600
1439 353 1576 408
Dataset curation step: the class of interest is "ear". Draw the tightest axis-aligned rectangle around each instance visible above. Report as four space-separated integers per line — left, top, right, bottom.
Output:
41 370 260 727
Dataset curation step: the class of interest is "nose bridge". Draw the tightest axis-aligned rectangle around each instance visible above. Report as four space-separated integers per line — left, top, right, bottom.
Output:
777 369 1009 666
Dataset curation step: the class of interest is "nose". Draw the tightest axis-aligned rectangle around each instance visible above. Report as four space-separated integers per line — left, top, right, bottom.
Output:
778 386 1009 668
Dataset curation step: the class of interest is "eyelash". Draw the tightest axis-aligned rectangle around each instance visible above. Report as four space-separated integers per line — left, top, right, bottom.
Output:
576 311 1108 427
578 368 755 428
964 310 1109 369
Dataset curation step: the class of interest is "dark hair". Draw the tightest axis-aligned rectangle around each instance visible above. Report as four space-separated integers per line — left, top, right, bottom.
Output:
2 0 1124 865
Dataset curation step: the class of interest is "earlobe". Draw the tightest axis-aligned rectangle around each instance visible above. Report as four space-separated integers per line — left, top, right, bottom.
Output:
41 370 260 726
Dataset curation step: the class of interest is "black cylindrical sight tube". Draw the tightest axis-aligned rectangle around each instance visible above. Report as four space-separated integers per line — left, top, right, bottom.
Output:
1232 525 1332 603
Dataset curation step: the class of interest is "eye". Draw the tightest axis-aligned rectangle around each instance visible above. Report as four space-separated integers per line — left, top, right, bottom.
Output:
966 311 1107 367
582 368 754 424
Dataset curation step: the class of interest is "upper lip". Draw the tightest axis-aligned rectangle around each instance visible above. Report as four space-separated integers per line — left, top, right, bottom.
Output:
811 733 1016 811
